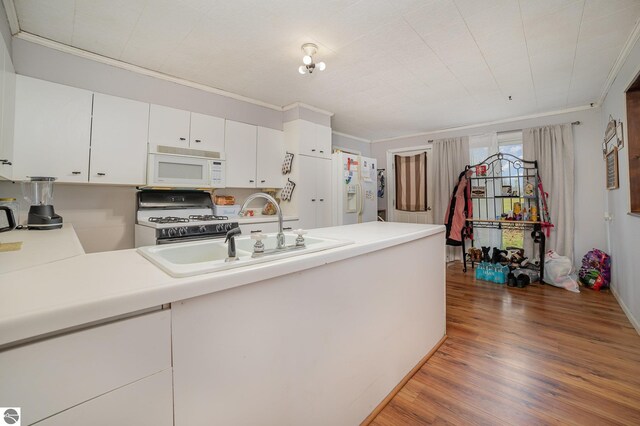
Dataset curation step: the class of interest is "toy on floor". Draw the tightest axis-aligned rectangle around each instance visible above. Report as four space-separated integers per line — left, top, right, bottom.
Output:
481 246 491 263
578 248 611 290
467 247 483 262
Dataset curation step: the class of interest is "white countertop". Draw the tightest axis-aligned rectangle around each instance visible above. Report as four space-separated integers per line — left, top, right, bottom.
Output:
0 222 444 347
0 225 85 275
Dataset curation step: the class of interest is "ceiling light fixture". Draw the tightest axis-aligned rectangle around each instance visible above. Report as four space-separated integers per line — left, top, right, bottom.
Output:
298 43 326 75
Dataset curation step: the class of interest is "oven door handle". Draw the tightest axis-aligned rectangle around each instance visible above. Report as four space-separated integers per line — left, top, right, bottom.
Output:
156 235 224 244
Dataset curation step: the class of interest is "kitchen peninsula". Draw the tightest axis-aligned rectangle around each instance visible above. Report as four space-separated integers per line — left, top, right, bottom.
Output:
0 222 445 425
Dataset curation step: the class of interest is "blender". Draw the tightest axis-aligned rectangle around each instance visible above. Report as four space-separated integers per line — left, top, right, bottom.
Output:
22 177 63 230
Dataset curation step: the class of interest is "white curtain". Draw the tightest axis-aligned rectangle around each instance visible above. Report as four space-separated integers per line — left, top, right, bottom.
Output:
523 124 575 261
432 137 470 261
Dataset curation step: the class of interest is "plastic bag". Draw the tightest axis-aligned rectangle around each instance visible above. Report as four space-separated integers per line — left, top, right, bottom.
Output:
544 250 579 293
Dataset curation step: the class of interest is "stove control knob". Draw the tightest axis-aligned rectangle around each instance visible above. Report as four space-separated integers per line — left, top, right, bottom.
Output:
179 227 187 236
168 228 177 237
199 225 207 233
216 224 224 232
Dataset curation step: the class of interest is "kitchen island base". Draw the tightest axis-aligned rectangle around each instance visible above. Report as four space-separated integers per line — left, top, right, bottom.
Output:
171 232 445 425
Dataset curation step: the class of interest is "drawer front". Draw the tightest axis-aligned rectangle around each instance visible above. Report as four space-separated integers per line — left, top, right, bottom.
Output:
0 309 171 425
36 369 173 426
239 221 279 235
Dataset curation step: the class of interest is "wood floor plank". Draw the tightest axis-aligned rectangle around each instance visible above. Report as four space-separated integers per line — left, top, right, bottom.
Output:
370 263 640 425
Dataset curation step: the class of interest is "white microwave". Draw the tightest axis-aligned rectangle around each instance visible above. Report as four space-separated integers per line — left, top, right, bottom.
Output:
147 152 225 188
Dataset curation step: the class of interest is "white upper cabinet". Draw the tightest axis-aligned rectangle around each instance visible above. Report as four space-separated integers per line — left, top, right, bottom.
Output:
148 104 190 150
13 76 93 182
190 112 225 153
225 120 257 187
226 122 284 189
90 94 149 185
0 38 14 180
284 119 332 159
256 127 284 188
149 105 226 155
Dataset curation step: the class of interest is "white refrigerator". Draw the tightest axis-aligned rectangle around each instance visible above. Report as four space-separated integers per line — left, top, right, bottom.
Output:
331 152 378 225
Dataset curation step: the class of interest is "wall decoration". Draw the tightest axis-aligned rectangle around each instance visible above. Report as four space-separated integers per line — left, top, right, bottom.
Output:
606 147 619 190
501 185 512 196
616 122 624 149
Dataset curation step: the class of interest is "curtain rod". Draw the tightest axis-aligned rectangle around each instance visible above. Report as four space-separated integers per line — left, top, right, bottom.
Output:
425 120 582 143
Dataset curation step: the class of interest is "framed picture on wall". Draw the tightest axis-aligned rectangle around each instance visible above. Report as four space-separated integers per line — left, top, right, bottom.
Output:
606 147 619 190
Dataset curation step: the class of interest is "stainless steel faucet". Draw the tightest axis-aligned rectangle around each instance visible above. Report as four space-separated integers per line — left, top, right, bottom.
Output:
240 193 285 249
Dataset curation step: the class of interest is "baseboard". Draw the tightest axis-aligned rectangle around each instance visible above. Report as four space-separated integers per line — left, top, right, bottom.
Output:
610 285 640 335
360 335 448 425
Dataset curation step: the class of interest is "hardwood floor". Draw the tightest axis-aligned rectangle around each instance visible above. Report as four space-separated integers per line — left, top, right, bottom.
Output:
370 263 640 425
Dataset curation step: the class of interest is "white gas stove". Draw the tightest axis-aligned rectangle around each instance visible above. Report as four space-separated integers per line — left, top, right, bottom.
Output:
135 190 239 247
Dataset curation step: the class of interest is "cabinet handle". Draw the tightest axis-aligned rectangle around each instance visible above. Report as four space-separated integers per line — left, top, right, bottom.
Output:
261 180 266 183
319 198 324 201
250 229 262 233
195 139 201 143
179 137 186 141
311 149 316 152
319 150 324 153
0 159 11 165
284 227 292 231
249 180 255 183
97 172 106 176
72 171 81 175
311 199 316 201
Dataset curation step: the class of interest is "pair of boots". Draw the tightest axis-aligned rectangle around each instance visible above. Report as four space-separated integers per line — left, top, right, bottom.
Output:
507 272 530 288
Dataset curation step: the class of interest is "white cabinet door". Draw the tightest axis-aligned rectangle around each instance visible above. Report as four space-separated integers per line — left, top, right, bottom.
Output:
239 221 279 235
315 124 332 159
90 94 149 185
256 127 284 188
315 158 332 228
0 40 14 180
13 76 92 182
225 120 256 187
296 154 317 230
37 369 173 426
148 104 190 149
297 119 317 157
190 112 225 152
0 310 171 425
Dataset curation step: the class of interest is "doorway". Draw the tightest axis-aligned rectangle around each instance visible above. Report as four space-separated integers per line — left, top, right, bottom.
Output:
387 147 433 223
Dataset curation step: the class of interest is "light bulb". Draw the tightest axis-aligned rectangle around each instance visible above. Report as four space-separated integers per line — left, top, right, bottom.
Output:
303 55 312 65
298 65 306 75
317 61 326 71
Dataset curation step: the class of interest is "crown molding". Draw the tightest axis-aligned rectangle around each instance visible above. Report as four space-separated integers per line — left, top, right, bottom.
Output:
282 102 334 116
599 18 640 104
371 104 596 143
331 131 370 143
2 0 19 35
14 32 286 111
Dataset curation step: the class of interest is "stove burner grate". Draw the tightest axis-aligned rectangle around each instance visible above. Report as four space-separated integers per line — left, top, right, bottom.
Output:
148 216 190 224
188 214 229 221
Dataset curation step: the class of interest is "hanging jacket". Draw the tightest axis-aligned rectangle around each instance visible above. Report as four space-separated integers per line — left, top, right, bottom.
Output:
445 169 473 246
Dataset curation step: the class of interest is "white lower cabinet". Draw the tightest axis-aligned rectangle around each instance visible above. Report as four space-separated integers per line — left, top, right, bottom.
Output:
0 310 172 425
238 218 298 235
37 369 173 426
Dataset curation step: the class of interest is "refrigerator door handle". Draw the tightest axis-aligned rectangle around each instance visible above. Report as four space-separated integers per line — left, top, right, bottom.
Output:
357 183 364 216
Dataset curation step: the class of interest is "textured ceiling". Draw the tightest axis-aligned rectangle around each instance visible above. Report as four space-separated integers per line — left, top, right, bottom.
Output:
12 0 640 140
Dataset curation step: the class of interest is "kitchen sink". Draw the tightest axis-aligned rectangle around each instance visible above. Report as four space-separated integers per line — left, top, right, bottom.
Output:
137 232 353 278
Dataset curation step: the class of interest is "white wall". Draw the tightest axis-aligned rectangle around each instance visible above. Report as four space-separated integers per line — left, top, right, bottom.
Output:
12 38 282 130
600 36 640 332
371 107 607 267
0 182 137 252
331 132 371 157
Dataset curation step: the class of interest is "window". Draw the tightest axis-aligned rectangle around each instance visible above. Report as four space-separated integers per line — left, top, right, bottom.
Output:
469 131 525 250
